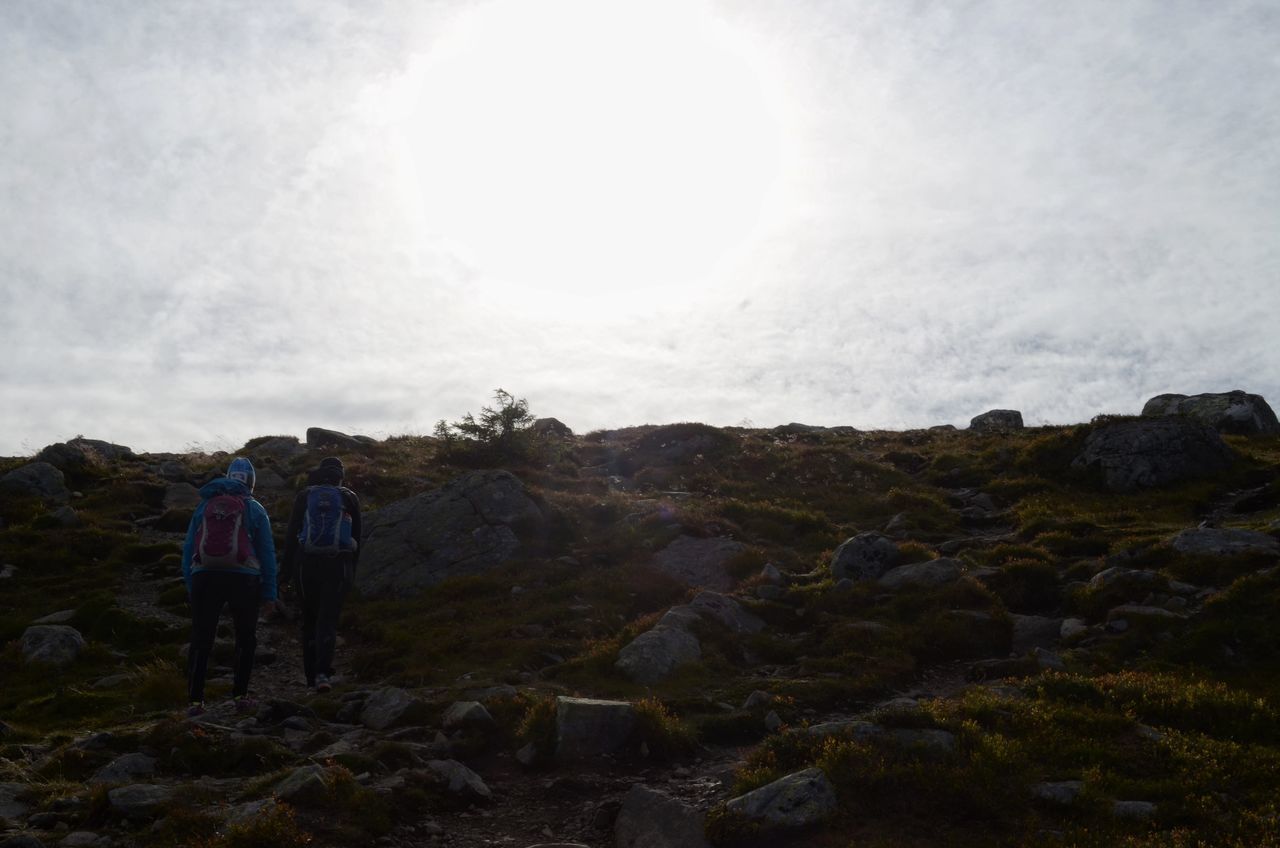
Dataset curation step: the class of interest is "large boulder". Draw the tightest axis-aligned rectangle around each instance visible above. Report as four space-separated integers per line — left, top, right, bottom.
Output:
1142 390 1280 435
21 625 85 666
555 697 637 759
356 471 545 597
360 687 425 731
830 533 899 581
615 785 710 848
970 410 1024 432
687 591 765 633
530 418 573 439
107 784 173 819
615 626 702 684
1071 417 1235 491
305 427 370 450
724 767 837 828
0 462 70 503
37 438 133 471
651 536 746 592
1170 528 1280 558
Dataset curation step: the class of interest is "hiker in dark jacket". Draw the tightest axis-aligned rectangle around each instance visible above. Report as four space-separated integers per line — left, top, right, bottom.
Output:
281 456 361 692
180 457 278 717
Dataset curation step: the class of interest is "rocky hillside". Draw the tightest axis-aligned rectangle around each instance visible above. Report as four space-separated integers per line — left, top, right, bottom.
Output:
2 390 1280 848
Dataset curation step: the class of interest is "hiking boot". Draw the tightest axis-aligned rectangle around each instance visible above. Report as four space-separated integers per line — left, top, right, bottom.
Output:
315 674 332 694
233 696 259 715
186 702 205 718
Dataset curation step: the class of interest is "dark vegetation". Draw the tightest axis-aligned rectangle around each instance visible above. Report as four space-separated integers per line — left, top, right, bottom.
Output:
2 397 1279 846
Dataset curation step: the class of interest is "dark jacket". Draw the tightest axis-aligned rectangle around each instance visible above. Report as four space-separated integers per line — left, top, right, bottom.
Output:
281 483 362 585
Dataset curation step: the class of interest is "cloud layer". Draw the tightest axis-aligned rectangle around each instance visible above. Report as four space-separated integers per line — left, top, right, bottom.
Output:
1 0 1276 454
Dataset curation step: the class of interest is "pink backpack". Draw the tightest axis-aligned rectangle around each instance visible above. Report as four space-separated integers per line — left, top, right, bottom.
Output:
194 494 257 569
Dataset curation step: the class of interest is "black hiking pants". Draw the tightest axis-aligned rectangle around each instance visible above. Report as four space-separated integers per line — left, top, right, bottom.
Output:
297 552 353 685
187 570 260 703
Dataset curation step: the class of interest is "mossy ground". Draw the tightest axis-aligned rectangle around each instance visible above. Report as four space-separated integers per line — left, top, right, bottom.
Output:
1 423 1278 845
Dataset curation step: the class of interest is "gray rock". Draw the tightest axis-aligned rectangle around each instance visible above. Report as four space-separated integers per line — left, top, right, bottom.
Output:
761 563 784 584
254 467 287 489
1031 780 1083 805
361 687 423 731
162 483 202 510
615 785 710 848
442 701 496 732
49 506 82 528
877 558 962 590
0 462 70 503
1170 528 1280 557
32 610 76 625
1090 567 1160 593
57 834 101 848
530 418 573 438
970 409 1024 432
0 782 30 823
830 532 899 581
688 591 765 634
803 720 883 740
725 767 837 828
516 743 538 766
1142 390 1280 435
1034 648 1066 671
888 728 957 755
882 512 911 539
90 753 156 785
21 625 85 666
246 436 307 460
832 578 856 593
1072 417 1235 492
0 564 15 579
742 691 773 711
106 784 173 818
1112 800 1157 820
555 697 637 759
274 765 330 806
1107 605 1184 622
225 798 282 827
1 836 44 848
764 711 784 732
615 626 701 684
305 427 367 449
155 461 189 481
1011 615 1063 653
651 536 746 591
1059 618 1089 640
425 759 491 800
356 471 545 597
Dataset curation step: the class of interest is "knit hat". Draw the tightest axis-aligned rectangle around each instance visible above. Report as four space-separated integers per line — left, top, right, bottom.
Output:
316 456 344 484
226 457 256 491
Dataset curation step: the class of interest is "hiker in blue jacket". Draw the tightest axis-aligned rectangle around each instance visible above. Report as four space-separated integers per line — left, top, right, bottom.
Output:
180 456 278 717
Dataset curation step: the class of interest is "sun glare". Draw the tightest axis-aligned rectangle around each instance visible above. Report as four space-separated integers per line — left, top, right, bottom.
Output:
406 0 780 300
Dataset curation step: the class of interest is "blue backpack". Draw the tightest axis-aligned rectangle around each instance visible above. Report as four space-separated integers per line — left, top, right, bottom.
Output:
299 485 354 555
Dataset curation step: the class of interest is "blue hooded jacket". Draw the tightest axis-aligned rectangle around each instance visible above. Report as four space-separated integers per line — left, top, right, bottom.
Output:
181 478 278 601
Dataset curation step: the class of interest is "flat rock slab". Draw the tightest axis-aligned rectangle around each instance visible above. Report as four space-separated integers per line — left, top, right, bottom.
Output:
425 759 491 800
1171 528 1280 557
107 783 174 818
555 696 637 759
726 767 837 828
652 536 746 591
615 785 710 848
878 558 962 590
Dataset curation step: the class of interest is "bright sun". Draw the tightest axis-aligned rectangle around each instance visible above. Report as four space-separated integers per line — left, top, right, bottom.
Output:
407 0 780 299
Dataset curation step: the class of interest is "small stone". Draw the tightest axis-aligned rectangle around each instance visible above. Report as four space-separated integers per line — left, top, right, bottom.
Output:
1031 780 1083 806
1034 648 1066 671
1112 800 1157 820
764 711 783 732
742 691 773 711
1059 618 1089 640
58 833 100 848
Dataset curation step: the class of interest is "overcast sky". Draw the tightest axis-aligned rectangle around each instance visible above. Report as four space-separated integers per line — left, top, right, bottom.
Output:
2 0 1277 455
